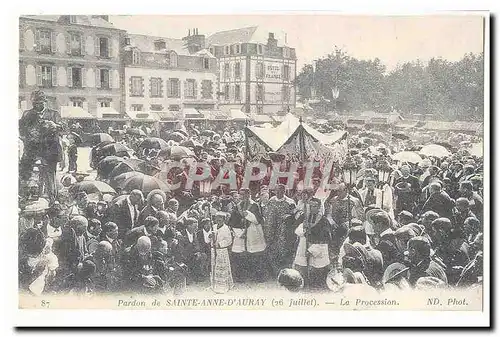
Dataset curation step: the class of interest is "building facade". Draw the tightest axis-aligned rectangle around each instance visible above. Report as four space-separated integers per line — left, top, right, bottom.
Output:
122 32 218 119
19 15 124 118
207 27 297 115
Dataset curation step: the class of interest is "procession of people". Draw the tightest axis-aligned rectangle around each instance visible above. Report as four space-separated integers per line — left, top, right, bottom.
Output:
18 90 484 296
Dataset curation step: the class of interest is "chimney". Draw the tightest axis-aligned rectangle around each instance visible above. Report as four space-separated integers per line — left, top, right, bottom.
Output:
267 32 277 49
183 28 205 53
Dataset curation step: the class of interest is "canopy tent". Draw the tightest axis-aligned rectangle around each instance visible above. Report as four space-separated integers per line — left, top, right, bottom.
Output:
60 106 95 120
125 111 159 122
245 113 347 162
183 108 205 120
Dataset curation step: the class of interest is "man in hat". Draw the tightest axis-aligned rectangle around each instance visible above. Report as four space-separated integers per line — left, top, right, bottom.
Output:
106 190 144 239
394 165 421 214
403 236 448 286
459 181 483 224
177 217 209 284
421 182 454 220
19 90 63 203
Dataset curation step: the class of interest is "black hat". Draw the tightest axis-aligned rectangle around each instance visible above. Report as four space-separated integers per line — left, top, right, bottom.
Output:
431 217 452 231
407 236 431 258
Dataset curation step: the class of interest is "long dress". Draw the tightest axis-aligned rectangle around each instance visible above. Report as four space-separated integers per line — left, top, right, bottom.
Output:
211 224 234 294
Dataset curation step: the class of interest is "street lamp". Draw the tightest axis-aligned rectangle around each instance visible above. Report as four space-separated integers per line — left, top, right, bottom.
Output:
341 156 360 227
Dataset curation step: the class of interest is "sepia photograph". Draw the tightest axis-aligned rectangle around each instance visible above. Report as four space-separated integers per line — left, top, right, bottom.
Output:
13 9 490 328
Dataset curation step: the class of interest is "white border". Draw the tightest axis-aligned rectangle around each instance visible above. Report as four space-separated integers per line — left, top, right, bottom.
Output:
1 0 493 332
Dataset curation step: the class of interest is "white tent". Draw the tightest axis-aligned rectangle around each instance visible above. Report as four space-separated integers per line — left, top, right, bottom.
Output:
245 113 347 161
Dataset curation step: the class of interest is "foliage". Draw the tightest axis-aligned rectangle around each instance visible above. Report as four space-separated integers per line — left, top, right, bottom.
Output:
295 47 484 121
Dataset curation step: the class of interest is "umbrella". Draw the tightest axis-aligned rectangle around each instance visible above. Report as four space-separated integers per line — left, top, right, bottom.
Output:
180 139 203 148
174 129 189 138
109 158 161 179
392 151 423 164
434 142 456 152
122 174 170 195
392 133 410 141
22 198 50 216
165 132 187 142
99 143 130 158
200 130 216 137
109 171 145 190
126 128 147 137
419 144 451 158
97 156 125 179
139 137 169 150
469 143 483 157
69 181 116 196
91 133 114 145
160 146 195 160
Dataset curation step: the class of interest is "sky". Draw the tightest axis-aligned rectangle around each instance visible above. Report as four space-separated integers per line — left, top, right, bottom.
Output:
109 14 484 71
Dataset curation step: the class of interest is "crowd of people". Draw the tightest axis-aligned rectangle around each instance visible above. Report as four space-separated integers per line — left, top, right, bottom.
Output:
18 90 484 296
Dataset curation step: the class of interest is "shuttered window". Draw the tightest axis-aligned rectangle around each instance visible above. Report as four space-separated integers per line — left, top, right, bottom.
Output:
130 76 144 96
184 79 196 98
37 65 55 87
36 29 52 54
201 80 212 99
150 77 163 97
235 84 241 100
167 78 180 98
235 62 241 79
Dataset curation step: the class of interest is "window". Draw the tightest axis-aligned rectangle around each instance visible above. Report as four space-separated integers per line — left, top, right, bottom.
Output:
37 29 52 54
69 32 83 55
282 85 290 102
154 40 166 51
209 47 214 55
256 84 264 101
150 77 163 97
257 44 263 54
235 44 241 54
235 84 241 100
132 49 141 64
40 65 53 87
224 63 230 79
69 16 77 24
235 62 241 78
256 62 264 79
283 47 290 58
125 37 131 46
224 46 230 55
224 85 230 100
99 37 109 57
168 105 180 111
131 104 143 111
130 76 144 96
283 64 290 81
69 67 83 88
185 79 197 98
203 58 210 69
201 80 212 99
150 104 163 111
169 52 178 67
167 78 180 98
71 99 84 108
99 100 111 108
99 68 110 89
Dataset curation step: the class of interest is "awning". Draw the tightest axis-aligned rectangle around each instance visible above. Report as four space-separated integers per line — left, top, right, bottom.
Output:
229 109 249 121
157 111 182 121
96 107 120 119
183 108 205 119
200 110 229 120
125 111 159 122
61 106 95 119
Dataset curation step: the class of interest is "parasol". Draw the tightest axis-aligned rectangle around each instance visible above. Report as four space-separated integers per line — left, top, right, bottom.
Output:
126 128 147 137
139 137 169 150
165 132 187 142
160 146 195 160
180 139 203 148
109 158 161 179
99 142 130 158
109 171 145 190
174 129 189 138
121 174 170 195
69 181 116 196
392 133 410 141
200 130 216 137
419 144 451 158
469 143 483 157
392 151 423 164
96 156 125 180
91 133 114 145
22 198 50 216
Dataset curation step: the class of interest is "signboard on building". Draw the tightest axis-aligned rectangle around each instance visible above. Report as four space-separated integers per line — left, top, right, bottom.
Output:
264 82 283 103
265 64 281 81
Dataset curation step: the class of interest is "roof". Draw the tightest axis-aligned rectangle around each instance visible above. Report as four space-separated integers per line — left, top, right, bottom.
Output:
207 26 287 47
21 15 118 30
252 114 274 123
60 106 95 119
128 34 191 56
194 49 216 59
229 109 249 121
421 121 454 131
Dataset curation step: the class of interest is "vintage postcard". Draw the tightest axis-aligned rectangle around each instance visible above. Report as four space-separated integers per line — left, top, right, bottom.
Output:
15 11 489 327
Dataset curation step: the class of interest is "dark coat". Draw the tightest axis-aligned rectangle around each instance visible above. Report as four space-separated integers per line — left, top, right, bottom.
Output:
107 195 139 239
421 191 455 219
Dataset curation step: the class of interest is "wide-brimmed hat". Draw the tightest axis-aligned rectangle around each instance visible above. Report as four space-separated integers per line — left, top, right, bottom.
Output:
382 262 409 284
